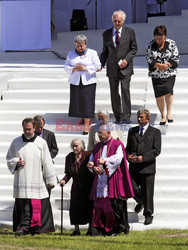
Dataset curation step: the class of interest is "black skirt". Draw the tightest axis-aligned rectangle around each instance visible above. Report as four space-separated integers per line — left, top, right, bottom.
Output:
152 76 176 98
69 80 96 118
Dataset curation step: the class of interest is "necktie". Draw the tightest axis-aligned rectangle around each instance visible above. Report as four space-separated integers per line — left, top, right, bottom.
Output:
140 127 144 138
115 30 120 49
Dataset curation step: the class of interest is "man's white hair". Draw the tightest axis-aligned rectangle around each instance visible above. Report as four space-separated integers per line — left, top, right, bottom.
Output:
98 124 112 133
112 10 126 22
96 108 109 119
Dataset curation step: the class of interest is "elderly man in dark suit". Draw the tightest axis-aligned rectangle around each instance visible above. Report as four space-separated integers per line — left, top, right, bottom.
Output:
100 10 137 124
126 109 161 225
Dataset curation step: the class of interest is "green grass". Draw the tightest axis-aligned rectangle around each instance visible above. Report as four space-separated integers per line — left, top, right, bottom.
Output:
0 229 188 249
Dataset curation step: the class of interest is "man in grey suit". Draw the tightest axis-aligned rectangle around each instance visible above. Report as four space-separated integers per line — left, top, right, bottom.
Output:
126 109 161 225
100 10 138 124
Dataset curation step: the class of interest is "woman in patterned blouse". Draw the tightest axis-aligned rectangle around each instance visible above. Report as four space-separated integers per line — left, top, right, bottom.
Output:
146 25 179 125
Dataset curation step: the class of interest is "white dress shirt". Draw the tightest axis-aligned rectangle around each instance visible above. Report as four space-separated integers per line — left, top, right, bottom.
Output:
139 123 149 136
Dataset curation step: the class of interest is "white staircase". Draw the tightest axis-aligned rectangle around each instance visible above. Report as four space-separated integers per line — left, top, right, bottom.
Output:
0 65 188 231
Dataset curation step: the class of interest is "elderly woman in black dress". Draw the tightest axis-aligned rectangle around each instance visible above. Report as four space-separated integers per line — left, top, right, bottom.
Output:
146 25 179 125
60 139 94 236
65 35 101 134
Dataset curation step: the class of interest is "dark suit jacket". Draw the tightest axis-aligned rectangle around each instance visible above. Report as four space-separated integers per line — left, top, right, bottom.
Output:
42 128 59 159
126 125 161 174
100 26 138 78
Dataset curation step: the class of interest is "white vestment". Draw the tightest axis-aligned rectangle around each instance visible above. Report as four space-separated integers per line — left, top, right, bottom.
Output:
6 135 57 199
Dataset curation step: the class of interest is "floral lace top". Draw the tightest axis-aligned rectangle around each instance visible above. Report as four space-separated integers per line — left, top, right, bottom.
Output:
146 38 180 79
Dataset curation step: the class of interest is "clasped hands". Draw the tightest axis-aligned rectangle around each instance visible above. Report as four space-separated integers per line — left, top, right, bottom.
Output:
87 159 105 175
73 64 87 72
156 63 170 71
128 154 143 163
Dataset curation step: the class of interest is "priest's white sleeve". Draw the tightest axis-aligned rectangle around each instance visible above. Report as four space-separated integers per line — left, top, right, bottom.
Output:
6 141 20 174
103 145 124 177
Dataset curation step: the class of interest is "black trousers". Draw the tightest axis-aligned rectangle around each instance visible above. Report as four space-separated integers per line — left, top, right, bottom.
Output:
91 198 129 236
131 173 155 217
13 199 32 232
108 75 131 122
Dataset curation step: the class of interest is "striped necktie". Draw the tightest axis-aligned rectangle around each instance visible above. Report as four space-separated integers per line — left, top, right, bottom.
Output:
115 30 120 49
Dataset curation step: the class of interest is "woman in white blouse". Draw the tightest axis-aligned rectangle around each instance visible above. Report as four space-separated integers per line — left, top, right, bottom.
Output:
65 35 101 134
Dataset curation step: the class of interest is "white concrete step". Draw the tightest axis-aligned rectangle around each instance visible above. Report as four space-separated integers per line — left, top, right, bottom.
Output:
2 88 146 101
1 140 188 156
0 186 13 198
6 77 148 90
146 100 188 112
154 112 188 124
154 187 188 199
155 177 188 188
2 151 188 167
1 160 186 178
7 78 69 90
146 78 188 91
157 165 188 178
52 196 188 213
2 173 187 189
0 207 13 221
136 210 188 223
161 144 188 155
0 130 90 143
0 110 89 121
155 124 188 135
146 89 188 101
0 198 14 209
0 175 14 186
0 99 144 111
157 154 188 166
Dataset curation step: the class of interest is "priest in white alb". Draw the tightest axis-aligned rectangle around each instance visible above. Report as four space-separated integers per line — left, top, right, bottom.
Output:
6 118 57 236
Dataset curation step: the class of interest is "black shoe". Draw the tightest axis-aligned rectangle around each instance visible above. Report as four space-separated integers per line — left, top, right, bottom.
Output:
168 119 173 123
71 230 80 236
15 229 29 236
83 131 89 135
134 203 144 213
159 121 166 125
144 216 153 225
